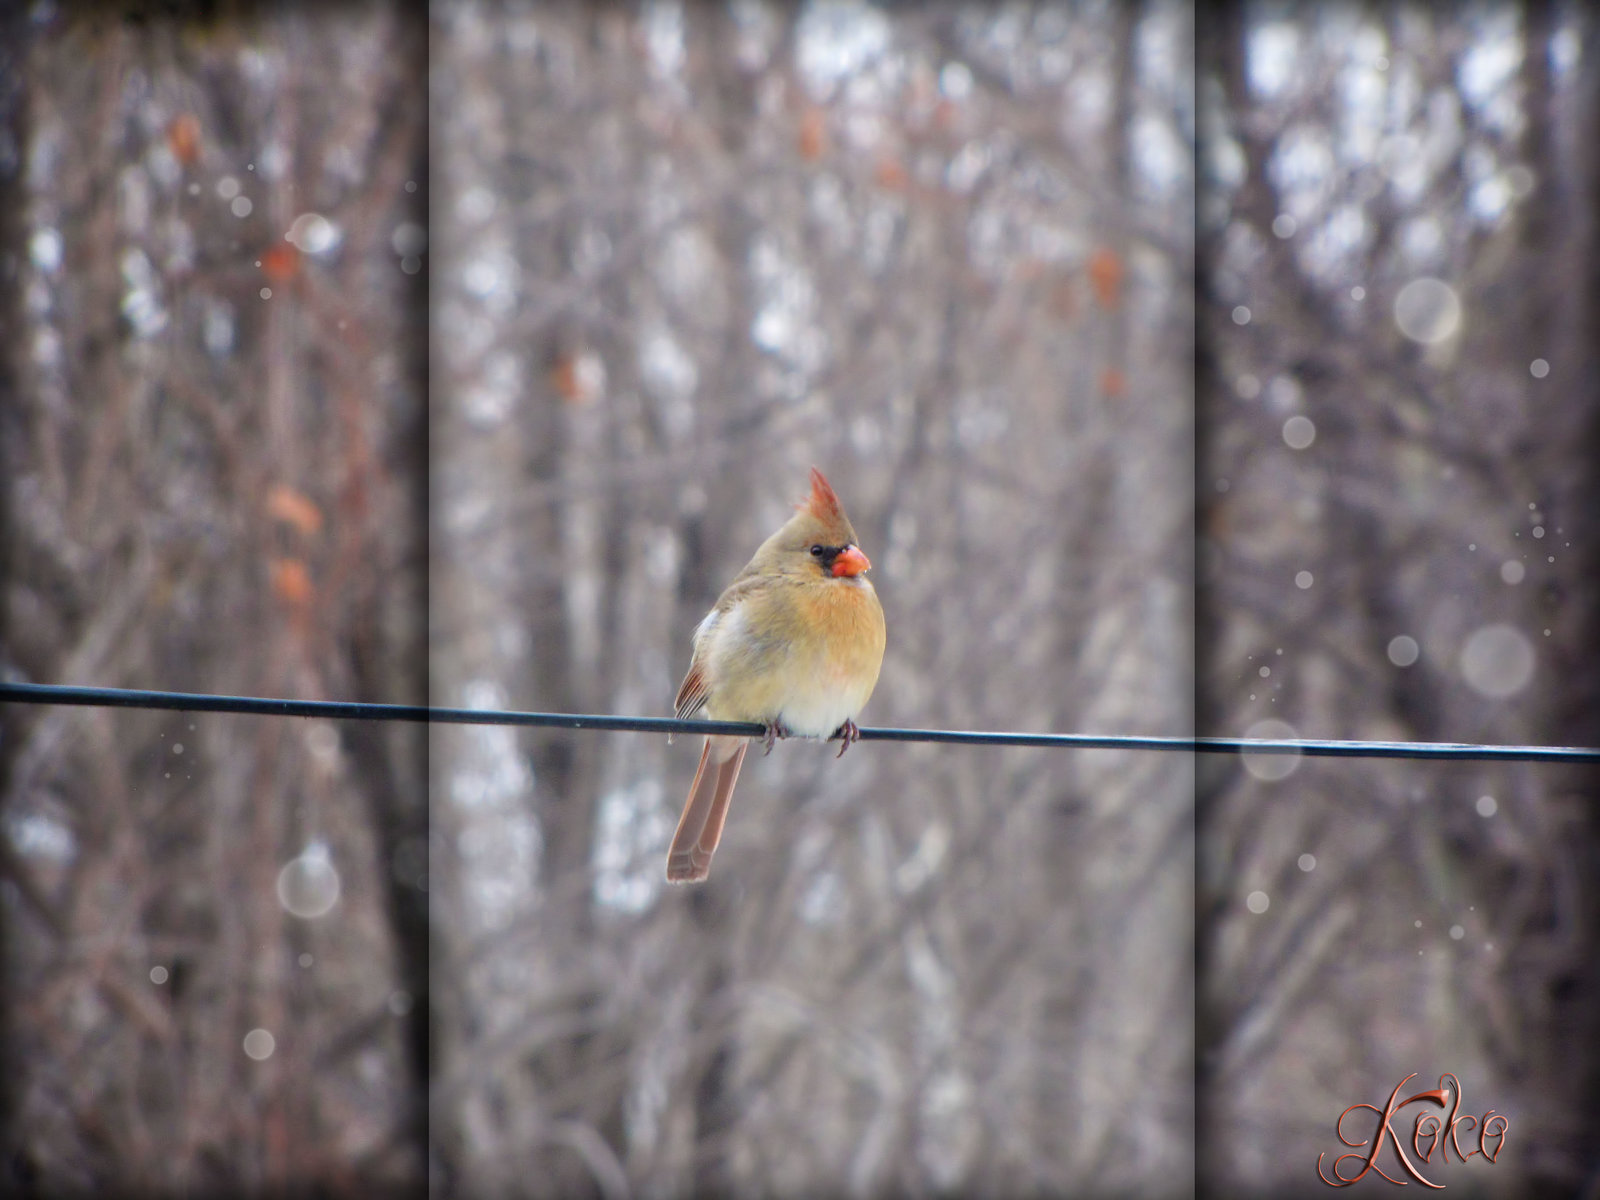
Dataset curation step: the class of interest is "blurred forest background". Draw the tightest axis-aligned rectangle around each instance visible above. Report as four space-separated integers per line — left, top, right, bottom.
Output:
1197 4 1600 1196
0 3 429 1196
0 4 1594 1200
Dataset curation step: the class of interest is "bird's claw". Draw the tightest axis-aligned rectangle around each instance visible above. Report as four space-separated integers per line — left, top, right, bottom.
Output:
833 719 861 758
762 721 791 756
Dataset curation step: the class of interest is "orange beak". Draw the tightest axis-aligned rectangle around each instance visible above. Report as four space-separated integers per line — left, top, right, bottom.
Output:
831 545 871 577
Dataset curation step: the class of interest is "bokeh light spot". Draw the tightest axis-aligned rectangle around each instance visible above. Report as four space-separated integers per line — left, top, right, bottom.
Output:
1394 277 1462 344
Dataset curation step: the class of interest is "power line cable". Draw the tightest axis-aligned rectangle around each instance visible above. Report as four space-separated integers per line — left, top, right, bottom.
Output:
2 682 1597 763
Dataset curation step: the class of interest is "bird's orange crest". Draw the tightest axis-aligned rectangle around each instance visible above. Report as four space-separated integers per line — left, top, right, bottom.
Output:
803 467 844 523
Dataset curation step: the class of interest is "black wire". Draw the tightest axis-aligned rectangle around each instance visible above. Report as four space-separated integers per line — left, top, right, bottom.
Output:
2 682 1597 763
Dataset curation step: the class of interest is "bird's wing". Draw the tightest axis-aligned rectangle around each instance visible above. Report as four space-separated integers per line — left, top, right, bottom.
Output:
675 660 710 720
675 573 784 719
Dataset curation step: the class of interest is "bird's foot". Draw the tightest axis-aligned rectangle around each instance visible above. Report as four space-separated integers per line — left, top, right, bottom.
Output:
762 720 792 756
832 719 861 758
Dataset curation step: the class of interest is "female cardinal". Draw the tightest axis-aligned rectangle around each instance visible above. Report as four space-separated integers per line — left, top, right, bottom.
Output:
667 468 886 882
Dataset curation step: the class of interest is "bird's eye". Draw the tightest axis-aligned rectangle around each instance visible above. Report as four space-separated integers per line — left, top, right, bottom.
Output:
810 544 824 557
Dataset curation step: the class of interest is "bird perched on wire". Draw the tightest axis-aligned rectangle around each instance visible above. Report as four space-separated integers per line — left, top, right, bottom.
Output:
667 468 886 883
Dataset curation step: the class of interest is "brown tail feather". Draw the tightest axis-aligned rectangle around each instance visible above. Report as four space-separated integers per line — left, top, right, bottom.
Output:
666 736 747 882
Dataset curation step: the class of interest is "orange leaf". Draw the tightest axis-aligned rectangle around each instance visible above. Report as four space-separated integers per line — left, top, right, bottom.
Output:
551 356 580 403
260 241 300 283
270 558 313 608
266 485 324 537
798 107 828 162
874 156 907 191
167 113 202 166
1099 367 1127 397
1088 248 1123 311
551 351 604 404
